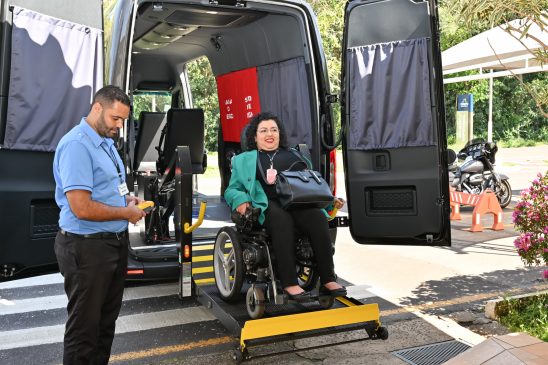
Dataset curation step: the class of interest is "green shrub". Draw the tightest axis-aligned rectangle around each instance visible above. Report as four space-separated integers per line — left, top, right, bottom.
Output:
498 294 548 341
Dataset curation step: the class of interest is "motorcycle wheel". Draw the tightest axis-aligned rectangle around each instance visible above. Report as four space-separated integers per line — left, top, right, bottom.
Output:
497 179 512 209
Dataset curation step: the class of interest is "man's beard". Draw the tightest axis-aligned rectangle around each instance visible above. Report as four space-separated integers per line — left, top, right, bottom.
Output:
97 112 118 138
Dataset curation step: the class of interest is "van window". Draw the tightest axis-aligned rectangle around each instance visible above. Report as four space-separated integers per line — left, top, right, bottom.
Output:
133 91 172 118
186 57 219 152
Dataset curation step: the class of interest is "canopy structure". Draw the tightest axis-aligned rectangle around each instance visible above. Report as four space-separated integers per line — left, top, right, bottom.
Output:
442 19 547 141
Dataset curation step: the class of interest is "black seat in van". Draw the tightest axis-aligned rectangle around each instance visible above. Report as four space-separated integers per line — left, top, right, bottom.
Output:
133 111 166 171
157 108 206 175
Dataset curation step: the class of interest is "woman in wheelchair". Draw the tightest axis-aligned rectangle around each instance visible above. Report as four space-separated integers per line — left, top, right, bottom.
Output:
224 112 346 303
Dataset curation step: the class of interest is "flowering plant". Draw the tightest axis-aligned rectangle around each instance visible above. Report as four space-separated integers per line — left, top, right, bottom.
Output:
512 171 548 280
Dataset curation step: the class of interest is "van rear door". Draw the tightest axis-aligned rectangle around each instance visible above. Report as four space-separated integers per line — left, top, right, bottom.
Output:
0 0 103 281
341 0 450 246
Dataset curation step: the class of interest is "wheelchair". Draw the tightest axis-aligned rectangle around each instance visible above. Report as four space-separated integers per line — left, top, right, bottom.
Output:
213 206 337 319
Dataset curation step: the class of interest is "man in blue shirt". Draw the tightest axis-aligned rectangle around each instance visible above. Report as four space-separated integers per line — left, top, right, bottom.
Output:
53 85 146 365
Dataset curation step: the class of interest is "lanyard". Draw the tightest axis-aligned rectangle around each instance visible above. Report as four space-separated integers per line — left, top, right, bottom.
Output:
100 143 124 183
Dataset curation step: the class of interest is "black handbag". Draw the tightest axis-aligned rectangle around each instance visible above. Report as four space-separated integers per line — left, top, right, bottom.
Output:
258 149 334 209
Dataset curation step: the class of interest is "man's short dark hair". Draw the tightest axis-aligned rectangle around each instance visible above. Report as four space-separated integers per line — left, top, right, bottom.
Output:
93 85 130 108
245 112 288 150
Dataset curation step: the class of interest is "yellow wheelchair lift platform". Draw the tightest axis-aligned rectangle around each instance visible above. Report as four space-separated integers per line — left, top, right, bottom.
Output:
194 259 387 363
188 203 388 362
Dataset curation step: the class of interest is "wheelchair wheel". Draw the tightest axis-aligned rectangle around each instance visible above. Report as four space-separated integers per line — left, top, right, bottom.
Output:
296 265 319 292
214 227 244 302
246 286 265 319
318 293 335 309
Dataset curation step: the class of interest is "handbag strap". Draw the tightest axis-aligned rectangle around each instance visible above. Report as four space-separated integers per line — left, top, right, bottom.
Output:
256 150 268 182
256 148 313 183
288 148 312 169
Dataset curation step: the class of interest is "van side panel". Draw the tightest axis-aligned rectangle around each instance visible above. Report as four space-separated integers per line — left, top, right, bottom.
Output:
0 0 102 281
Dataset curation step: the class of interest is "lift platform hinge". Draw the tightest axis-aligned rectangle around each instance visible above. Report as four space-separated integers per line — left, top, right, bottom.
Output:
209 0 246 7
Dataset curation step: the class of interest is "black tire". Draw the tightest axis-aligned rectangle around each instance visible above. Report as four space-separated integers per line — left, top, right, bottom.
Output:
214 227 244 302
246 286 266 319
232 348 243 363
497 179 512 209
377 326 389 340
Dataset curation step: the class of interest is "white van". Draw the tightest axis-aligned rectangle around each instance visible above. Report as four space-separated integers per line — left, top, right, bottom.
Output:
0 0 451 282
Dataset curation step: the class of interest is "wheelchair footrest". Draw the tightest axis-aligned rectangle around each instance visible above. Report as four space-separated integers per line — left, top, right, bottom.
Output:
240 302 380 349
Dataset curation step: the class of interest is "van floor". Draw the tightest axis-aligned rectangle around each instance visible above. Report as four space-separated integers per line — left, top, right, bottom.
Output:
128 193 233 248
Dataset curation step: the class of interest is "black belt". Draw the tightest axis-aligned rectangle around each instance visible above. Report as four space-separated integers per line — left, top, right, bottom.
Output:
59 229 128 240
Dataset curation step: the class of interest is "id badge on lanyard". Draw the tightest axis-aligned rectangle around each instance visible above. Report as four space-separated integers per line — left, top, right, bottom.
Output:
101 143 127 196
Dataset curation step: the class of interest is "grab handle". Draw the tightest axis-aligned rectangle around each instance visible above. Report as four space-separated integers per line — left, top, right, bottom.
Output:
184 201 207 234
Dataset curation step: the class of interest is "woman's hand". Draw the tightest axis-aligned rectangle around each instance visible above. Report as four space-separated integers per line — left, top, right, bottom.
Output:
236 202 250 215
333 197 345 209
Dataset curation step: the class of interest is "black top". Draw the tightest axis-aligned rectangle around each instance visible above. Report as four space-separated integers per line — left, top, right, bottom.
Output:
256 148 307 199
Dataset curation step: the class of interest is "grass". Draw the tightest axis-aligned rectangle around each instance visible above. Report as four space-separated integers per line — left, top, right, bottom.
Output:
203 152 220 178
497 293 548 341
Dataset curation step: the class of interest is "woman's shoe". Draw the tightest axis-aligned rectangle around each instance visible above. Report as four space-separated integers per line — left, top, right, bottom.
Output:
285 290 311 303
320 285 347 297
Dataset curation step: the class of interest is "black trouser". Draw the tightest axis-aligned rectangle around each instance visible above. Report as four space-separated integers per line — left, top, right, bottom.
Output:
264 200 335 288
54 232 128 365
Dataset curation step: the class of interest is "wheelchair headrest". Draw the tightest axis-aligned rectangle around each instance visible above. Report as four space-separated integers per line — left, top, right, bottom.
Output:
240 124 250 152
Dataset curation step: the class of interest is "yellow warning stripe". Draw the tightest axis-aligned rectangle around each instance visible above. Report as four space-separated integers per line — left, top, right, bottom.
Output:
109 336 234 363
194 278 216 285
192 255 213 262
192 244 214 251
192 266 213 274
335 296 357 307
192 243 232 251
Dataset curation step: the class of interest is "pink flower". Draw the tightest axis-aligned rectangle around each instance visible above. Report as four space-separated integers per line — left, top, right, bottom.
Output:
544 270 548 280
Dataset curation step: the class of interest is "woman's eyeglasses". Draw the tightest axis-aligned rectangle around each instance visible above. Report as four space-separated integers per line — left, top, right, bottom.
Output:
257 128 279 135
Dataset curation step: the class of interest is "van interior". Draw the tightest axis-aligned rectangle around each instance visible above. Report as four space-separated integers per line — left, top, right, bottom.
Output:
124 1 326 249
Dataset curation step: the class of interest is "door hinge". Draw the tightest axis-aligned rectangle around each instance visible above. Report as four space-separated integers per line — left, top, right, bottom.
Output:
326 94 339 104
209 0 246 7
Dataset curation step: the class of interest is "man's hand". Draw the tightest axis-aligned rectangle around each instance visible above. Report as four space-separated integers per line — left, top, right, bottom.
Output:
236 202 250 215
126 200 146 224
126 195 143 205
66 190 146 223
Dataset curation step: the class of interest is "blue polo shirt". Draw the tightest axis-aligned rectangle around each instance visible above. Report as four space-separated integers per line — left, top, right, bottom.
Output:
53 118 128 234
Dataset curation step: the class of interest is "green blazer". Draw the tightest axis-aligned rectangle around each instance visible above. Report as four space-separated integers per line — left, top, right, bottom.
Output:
224 150 268 224
224 149 333 225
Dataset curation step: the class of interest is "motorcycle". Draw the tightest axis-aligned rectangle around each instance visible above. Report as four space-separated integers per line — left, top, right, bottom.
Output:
448 139 512 208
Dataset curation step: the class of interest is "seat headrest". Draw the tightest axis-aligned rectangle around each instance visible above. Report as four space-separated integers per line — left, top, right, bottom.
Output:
240 124 250 151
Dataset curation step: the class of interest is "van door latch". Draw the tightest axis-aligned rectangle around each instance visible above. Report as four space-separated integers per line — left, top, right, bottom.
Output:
209 0 246 7
326 94 338 104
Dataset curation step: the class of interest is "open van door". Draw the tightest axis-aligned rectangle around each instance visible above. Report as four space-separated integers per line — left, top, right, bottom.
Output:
341 0 451 246
0 0 103 281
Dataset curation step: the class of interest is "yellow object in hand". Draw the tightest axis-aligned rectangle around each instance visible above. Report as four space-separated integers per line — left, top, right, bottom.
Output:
137 201 155 213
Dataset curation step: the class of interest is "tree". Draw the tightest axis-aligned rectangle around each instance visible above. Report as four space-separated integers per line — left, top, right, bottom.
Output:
448 0 548 117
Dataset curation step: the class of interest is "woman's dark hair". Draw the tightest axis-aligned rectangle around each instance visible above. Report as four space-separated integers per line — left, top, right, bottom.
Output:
244 112 288 150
